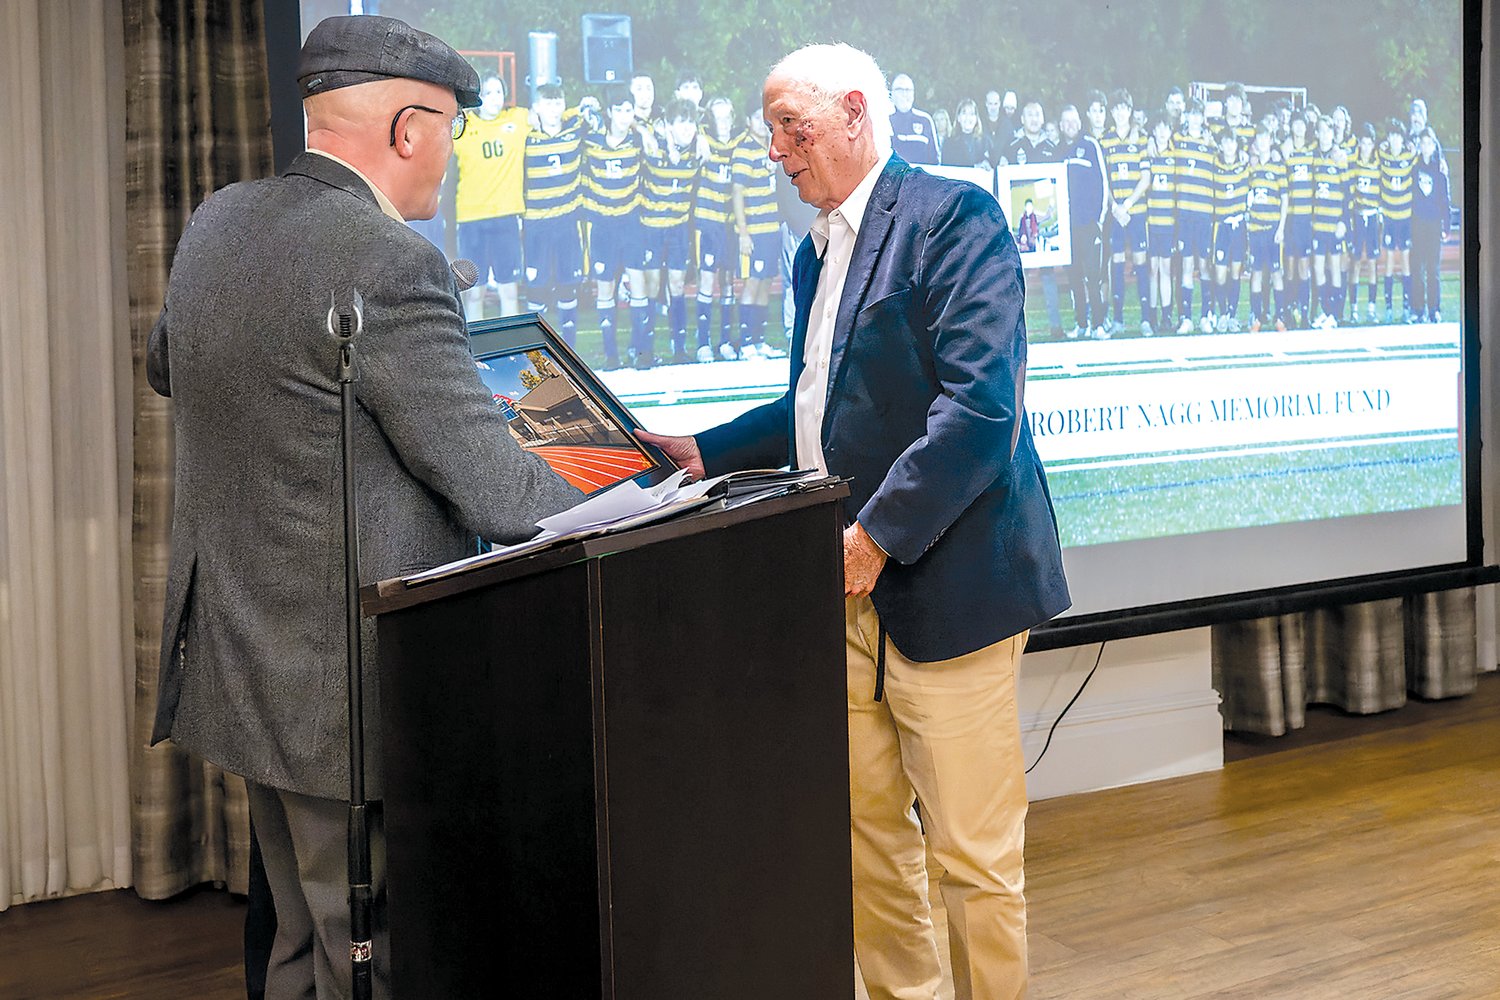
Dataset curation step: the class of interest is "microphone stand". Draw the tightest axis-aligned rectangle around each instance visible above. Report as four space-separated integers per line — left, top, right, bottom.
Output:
330 291 374 1000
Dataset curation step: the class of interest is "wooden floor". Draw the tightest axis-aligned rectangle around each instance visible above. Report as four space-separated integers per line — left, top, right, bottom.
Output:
4 674 1498 1000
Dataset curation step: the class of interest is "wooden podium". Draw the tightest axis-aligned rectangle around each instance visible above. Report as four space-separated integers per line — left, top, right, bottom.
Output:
363 486 854 998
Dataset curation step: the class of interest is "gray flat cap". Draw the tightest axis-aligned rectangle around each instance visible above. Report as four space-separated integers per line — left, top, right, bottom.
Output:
298 15 481 108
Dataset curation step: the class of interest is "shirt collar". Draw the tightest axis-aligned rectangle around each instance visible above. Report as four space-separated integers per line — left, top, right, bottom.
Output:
809 151 891 257
307 149 404 222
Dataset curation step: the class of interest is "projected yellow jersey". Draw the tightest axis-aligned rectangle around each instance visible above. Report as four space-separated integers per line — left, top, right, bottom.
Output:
1348 157 1381 214
453 106 530 223
1173 133 1217 218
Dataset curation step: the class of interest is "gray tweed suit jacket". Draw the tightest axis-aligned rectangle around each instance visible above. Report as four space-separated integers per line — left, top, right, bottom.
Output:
147 151 581 800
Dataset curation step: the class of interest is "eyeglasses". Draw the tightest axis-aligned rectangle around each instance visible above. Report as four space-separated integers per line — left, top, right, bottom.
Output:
388 104 466 146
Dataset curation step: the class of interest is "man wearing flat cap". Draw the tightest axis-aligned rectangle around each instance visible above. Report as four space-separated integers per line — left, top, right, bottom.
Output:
146 15 580 999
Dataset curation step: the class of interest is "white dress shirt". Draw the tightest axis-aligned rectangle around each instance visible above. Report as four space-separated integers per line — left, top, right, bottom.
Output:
794 152 891 474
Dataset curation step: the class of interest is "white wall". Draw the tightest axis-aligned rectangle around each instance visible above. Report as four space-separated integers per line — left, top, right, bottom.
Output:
1019 630 1222 801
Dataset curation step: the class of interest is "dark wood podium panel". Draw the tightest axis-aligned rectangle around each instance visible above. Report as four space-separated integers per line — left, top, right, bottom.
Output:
371 489 854 999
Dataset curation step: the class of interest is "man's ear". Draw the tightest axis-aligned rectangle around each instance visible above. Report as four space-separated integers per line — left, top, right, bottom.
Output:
843 90 867 138
391 113 417 160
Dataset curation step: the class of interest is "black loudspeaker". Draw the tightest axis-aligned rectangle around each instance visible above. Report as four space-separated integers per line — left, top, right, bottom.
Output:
582 14 633 84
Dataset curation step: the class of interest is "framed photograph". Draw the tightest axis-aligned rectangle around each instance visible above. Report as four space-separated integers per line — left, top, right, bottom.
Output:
996 162 1072 269
467 313 676 495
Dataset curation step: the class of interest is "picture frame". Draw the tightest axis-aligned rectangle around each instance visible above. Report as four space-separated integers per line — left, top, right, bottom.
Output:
467 313 677 495
996 162 1072 269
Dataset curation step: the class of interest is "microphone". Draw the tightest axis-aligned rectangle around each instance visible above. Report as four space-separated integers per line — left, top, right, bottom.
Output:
327 290 365 341
451 258 479 293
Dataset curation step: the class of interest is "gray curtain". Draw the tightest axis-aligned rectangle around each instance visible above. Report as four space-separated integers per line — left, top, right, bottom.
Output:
126 0 274 899
1213 588 1480 736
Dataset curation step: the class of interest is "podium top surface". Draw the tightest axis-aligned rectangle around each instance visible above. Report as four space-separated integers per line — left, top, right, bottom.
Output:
361 483 849 617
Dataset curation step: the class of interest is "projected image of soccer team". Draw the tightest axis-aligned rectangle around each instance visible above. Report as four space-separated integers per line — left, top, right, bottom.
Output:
415 44 1454 363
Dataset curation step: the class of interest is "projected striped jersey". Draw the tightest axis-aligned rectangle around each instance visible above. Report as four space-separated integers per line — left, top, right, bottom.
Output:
640 144 701 229
523 121 586 221
453 106 530 222
1348 155 1381 215
1246 158 1287 232
1215 154 1250 224
1379 147 1416 221
583 131 644 219
732 134 778 236
1173 133 1217 219
694 130 742 226
1311 152 1349 234
1101 132 1149 218
1284 144 1317 219
1145 150 1178 228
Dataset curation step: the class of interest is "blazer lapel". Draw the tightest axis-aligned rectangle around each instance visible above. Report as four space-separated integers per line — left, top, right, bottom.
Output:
785 235 823 461
825 156 908 414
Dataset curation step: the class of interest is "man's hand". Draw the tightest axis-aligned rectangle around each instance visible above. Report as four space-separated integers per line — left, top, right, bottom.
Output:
843 521 888 598
635 429 706 481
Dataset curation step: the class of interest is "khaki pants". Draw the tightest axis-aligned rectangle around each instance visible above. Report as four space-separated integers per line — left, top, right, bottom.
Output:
846 595 1029 1000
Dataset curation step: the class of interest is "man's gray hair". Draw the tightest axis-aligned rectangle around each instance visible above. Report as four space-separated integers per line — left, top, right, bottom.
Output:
769 43 894 154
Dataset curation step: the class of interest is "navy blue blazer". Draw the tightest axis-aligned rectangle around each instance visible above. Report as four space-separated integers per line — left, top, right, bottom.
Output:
697 156 1070 661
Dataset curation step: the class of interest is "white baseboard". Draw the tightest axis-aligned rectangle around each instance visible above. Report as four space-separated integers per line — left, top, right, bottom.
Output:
1017 628 1223 800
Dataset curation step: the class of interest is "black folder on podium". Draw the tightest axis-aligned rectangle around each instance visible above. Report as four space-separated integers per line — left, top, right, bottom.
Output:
361 483 855 998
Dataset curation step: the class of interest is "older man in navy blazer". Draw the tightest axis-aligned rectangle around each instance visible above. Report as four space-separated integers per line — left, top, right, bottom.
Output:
640 42 1070 1000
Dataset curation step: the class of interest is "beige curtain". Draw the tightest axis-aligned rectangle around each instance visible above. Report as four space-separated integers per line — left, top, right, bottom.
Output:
1213 588 1482 736
126 0 274 899
0 0 134 911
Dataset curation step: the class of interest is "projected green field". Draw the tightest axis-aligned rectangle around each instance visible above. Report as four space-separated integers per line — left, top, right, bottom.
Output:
1045 435 1462 547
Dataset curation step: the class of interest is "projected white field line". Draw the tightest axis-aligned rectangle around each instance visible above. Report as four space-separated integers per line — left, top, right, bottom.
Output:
1044 431 1456 473
1025 324 1460 467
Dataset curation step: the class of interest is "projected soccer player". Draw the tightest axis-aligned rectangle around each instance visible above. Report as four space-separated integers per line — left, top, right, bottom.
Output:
693 96 742 361
453 74 530 318
1409 127 1450 324
1282 114 1316 327
730 108 784 359
639 100 704 364
1165 85 1186 127
1145 114 1179 335
522 84 586 346
1102 88 1152 335
1211 128 1249 331
637 43 1069 1000
1085 89 1109 140
1173 99 1217 333
629 73 657 127
1245 126 1289 331
584 86 648 369
1310 116 1349 328
1059 104 1108 338
674 70 703 109
889 72 940 164
1348 125 1383 323
1379 119 1415 322
1221 82 1254 150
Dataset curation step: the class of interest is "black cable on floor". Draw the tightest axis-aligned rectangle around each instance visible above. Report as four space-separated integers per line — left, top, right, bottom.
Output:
1025 641 1106 775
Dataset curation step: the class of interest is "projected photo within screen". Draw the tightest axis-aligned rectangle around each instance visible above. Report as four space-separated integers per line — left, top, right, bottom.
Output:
298 0 1469 615
474 347 658 495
